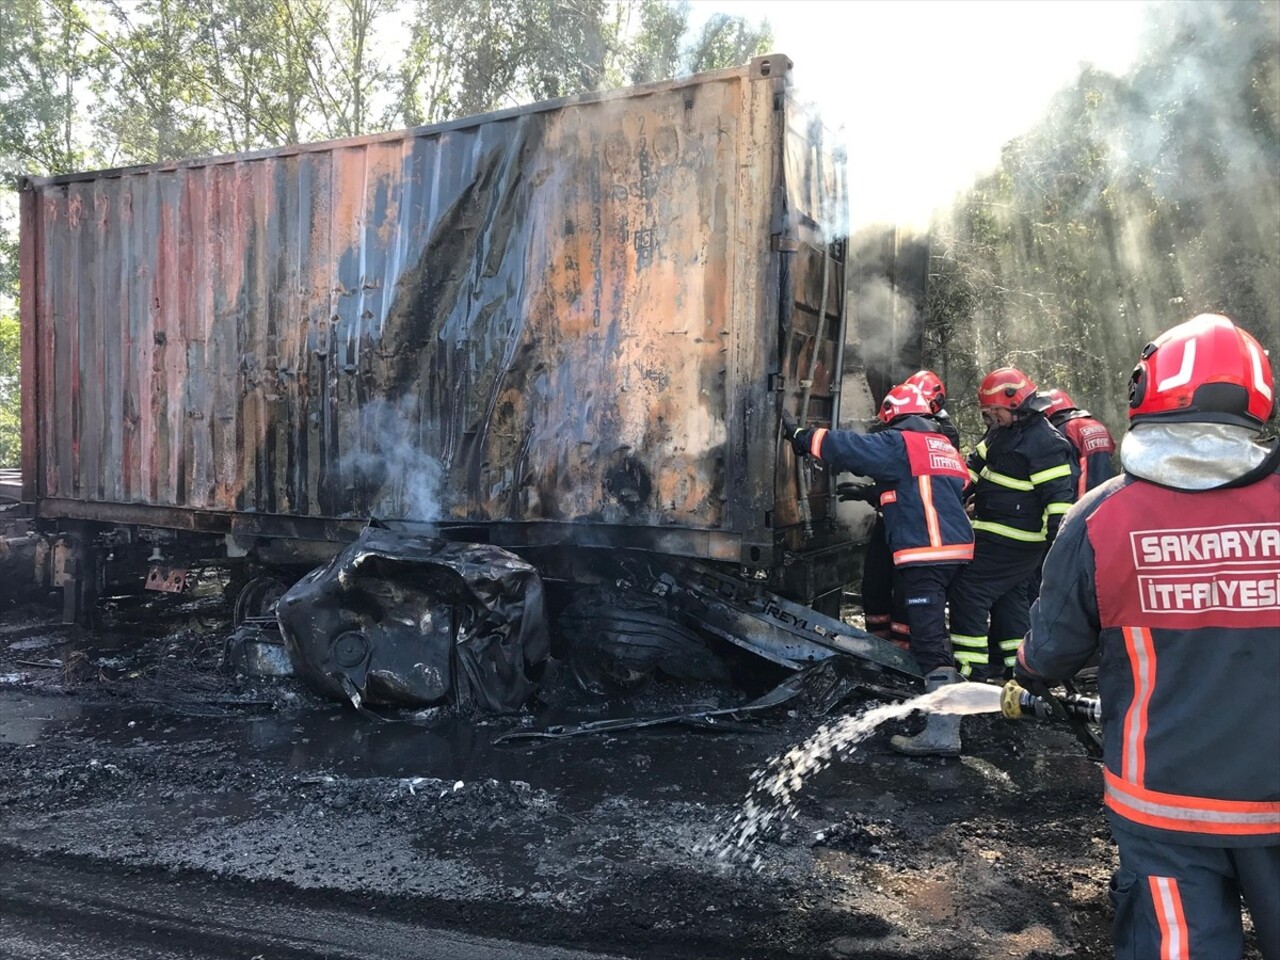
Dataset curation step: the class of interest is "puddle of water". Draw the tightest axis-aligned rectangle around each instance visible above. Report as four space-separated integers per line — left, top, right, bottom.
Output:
0 694 84 745
700 682 1004 866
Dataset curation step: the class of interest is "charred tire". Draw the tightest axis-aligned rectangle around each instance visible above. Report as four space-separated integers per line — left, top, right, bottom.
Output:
232 576 289 626
556 587 730 695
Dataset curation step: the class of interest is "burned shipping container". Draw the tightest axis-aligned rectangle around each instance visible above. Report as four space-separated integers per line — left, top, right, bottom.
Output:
19 55 873 618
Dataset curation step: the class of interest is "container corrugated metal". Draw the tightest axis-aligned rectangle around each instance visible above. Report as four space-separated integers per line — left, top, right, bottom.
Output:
20 55 852 571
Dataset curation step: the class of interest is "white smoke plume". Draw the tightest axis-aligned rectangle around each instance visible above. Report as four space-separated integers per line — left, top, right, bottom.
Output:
340 395 444 522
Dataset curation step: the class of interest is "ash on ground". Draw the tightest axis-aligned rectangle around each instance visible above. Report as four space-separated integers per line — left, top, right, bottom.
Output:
0 591 1259 960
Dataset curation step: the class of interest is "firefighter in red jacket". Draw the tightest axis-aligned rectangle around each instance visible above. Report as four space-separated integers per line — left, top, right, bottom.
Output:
1041 387 1116 496
948 367 1077 680
1017 314 1280 960
848 370 961 650
784 383 974 755
904 369 962 450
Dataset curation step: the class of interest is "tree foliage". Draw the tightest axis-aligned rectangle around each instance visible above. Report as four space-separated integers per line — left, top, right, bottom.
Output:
0 0 101 176
927 0 1280 439
0 316 18 468
387 0 771 129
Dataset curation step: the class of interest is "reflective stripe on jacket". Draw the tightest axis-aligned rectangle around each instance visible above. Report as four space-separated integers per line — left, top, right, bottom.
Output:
1019 446 1280 846
967 414 1076 543
809 417 974 566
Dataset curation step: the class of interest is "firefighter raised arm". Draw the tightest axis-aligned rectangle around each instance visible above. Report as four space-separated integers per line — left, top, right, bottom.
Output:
783 384 974 756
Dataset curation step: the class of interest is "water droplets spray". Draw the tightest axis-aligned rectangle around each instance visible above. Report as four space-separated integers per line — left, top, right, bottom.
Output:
699 682 1003 866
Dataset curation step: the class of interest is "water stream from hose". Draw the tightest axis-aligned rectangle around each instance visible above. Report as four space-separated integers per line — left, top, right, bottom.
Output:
700 682 1005 867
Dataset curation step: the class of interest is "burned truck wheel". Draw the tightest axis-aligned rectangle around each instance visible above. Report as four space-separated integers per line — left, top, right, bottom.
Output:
568 641 655 696
555 586 731 695
232 576 289 626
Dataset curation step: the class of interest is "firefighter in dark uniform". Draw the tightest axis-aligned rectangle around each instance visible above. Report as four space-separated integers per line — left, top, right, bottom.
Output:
1041 387 1116 496
1029 387 1119 607
1016 314 1279 960
948 367 1076 681
846 371 962 650
784 383 974 755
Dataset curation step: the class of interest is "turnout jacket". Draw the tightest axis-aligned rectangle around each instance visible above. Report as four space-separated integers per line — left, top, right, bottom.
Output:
1049 409 1116 496
928 410 961 450
1019 445 1280 847
806 417 974 566
967 414 1076 545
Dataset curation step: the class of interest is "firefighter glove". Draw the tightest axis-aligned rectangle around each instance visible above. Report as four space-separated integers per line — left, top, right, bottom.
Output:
1013 661 1055 702
836 481 877 503
781 410 811 457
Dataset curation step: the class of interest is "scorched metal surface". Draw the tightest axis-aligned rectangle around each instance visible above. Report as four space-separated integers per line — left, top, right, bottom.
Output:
19 55 851 572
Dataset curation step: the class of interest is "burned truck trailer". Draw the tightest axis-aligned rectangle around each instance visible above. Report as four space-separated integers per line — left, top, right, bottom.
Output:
18 56 879 649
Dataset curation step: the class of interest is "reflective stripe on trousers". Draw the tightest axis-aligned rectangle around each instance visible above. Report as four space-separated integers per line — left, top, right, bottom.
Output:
1110 823 1280 960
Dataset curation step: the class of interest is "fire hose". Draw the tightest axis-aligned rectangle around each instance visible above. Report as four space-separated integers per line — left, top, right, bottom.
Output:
1001 680 1104 758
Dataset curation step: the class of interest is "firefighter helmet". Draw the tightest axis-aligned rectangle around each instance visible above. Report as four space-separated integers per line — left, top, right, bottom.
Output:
1128 314 1275 428
978 367 1037 410
1041 388 1078 418
904 369 946 413
877 383 933 424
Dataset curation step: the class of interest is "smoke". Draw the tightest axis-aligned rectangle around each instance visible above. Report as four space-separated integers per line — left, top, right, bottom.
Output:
919 0 1280 437
340 396 444 522
851 276 919 374
757 0 1153 232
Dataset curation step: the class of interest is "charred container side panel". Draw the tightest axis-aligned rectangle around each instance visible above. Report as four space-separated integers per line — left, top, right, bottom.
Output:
770 103 848 553
21 57 860 577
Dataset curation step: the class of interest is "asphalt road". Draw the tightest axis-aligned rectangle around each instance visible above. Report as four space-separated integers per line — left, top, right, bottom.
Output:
0 853 632 960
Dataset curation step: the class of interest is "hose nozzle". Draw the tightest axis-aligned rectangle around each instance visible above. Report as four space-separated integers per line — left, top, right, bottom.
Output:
1001 680 1101 724
1001 680 1026 719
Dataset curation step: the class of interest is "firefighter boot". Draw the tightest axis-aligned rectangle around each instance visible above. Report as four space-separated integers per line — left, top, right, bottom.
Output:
890 667 962 757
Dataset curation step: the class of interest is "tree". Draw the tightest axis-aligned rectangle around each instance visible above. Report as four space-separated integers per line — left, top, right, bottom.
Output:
926 0 1279 436
91 0 222 164
194 0 327 150
0 0 101 177
388 0 773 130
683 11 772 75
0 316 18 467
286 0 402 140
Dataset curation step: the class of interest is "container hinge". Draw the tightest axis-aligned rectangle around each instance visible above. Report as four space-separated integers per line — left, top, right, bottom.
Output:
771 234 799 253
767 374 785 393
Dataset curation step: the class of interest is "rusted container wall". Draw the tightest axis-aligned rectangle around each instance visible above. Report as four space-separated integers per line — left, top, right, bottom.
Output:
21 57 852 569
772 102 848 544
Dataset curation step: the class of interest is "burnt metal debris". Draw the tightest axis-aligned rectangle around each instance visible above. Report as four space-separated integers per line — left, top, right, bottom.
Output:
493 657 897 742
276 526 550 714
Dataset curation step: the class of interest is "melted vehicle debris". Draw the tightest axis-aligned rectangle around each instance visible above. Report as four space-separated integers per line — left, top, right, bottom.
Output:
277 527 551 714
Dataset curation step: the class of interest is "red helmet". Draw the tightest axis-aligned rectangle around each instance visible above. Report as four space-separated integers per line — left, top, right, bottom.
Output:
979 367 1037 410
877 383 932 424
1041 388 1078 418
1128 314 1275 428
904 369 946 413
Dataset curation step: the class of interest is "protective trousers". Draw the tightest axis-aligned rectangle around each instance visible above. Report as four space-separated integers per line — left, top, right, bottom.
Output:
946 535 1044 679
896 563 963 675
1111 824 1279 960
861 517 908 647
